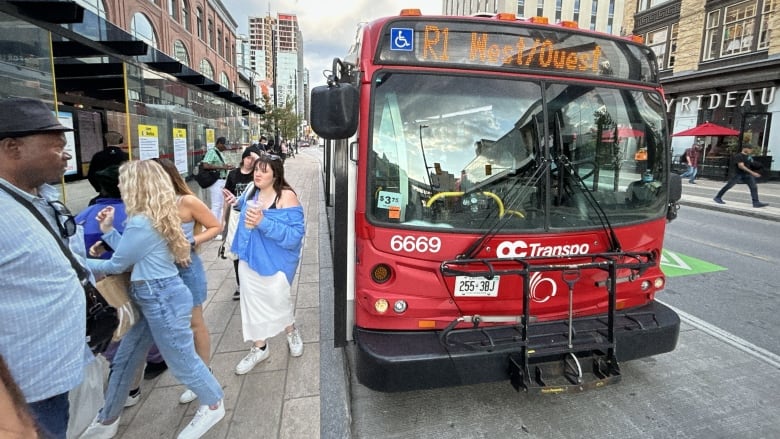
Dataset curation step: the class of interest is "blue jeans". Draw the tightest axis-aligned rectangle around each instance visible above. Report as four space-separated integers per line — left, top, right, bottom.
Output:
680 164 697 182
178 250 207 306
98 276 222 422
715 173 760 204
28 392 69 439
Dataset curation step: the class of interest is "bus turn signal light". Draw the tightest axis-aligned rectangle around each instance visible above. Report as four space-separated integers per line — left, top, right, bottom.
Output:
374 299 389 313
371 264 391 284
400 9 422 16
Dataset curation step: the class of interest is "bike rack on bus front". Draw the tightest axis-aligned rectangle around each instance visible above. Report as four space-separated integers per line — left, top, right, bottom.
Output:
439 252 656 393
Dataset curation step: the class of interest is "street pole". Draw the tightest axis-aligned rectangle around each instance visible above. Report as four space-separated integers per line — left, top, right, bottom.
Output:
271 21 279 146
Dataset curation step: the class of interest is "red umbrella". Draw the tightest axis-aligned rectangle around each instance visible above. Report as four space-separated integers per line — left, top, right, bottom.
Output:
672 122 739 137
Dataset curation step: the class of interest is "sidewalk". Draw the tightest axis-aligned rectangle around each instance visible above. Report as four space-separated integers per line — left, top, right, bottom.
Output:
59 149 347 439
676 176 780 222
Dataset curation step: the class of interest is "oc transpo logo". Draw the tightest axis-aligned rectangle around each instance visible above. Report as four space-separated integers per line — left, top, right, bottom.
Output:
529 272 557 303
496 240 590 258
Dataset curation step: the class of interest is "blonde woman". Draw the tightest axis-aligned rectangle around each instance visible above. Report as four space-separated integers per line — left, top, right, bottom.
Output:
152 157 221 404
81 160 224 439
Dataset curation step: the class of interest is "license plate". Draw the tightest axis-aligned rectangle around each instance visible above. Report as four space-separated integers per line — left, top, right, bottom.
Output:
454 275 500 297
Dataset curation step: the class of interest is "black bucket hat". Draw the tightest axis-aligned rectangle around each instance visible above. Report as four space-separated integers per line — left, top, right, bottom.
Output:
0 97 73 138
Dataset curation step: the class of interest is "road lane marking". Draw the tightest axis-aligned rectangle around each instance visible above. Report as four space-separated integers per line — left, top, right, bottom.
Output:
661 249 726 277
660 301 780 369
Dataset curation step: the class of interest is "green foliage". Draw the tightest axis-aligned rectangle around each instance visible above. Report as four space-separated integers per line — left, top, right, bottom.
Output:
258 92 302 142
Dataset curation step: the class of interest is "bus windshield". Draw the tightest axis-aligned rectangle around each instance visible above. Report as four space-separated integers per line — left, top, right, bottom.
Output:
367 72 668 231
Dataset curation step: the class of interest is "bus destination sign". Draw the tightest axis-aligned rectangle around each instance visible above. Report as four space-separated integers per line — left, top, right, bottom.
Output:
378 21 655 83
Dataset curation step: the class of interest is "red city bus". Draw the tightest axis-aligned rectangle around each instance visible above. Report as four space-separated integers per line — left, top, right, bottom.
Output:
311 10 683 393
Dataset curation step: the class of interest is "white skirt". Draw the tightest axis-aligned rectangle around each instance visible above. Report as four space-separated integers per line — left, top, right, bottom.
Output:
238 260 294 342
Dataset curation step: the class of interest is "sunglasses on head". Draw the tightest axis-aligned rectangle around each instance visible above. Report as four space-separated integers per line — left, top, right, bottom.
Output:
261 153 282 161
47 200 76 238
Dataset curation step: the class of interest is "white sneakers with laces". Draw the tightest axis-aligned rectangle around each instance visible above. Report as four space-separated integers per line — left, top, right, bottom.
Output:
234 345 269 375
179 388 197 404
286 328 304 357
79 416 119 439
176 400 225 439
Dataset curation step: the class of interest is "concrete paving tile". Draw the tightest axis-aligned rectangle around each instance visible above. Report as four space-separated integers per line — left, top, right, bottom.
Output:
228 370 286 438
120 386 189 438
294 308 320 344
279 396 320 439
295 280 320 308
203 299 237 334
285 342 320 399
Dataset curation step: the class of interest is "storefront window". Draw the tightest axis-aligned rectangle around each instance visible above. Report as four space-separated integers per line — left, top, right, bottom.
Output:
0 12 55 101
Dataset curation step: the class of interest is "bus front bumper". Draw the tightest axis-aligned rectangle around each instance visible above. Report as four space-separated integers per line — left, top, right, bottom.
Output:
354 300 679 392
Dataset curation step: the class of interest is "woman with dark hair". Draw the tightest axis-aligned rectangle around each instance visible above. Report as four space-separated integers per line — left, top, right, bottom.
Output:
223 154 305 375
151 158 221 405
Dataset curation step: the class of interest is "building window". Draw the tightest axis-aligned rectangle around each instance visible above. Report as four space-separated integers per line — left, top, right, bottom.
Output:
200 59 214 80
704 10 721 60
646 27 668 68
217 29 223 56
220 72 230 89
208 19 214 48
130 12 157 49
668 23 678 69
758 0 773 49
703 1 762 61
720 0 757 57
637 0 673 13
80 0 106 19
196 8 203 39
555 0 562 22
590 1 597 30
181 0 190 32
167 0 177 20
516 0 524 16
573 0 580 23
173 40 189 66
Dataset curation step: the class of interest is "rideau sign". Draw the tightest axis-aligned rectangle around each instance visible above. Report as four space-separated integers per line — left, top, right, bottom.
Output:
665 87 776 113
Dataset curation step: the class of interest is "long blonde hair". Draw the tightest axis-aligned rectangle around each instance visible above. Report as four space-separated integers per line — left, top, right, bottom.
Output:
118 160 190 264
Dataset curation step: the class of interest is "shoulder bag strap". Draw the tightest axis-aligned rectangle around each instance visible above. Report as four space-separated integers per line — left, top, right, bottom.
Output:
0 182 90 283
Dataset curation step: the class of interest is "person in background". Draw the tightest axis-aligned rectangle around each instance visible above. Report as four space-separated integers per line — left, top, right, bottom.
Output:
0 97 89 439
222 146 262 300
680 140 704 184
87 131 128 205
257 135 269 153
80 160 224 439
199 136 233 238
223 153 305 375
713 144 768 208
152 157 221 405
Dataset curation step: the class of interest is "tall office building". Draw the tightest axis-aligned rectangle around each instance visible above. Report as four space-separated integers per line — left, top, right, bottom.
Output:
442 0 625 35
248 12 304 119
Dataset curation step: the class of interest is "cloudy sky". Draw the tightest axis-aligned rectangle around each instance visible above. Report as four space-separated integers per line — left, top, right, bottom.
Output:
221 0 441 87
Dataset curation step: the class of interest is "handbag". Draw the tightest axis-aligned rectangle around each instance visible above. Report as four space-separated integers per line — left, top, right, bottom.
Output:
0 182 119 354
95 272 137 341
194 163 220 188
194 148 225 188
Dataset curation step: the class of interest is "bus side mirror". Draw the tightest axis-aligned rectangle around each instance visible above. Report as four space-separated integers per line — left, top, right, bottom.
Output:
310 83 358 140
668 173 682 202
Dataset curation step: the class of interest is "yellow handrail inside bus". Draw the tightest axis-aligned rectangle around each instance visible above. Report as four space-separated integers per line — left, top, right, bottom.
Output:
426 191 518 218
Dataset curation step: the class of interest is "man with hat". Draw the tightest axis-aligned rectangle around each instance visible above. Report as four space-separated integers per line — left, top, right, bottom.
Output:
0 97 92 438
86 130 128 205
713 143 769 208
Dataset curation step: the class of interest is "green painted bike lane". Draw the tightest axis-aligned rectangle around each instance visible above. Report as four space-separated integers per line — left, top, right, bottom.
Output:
660 249 726 277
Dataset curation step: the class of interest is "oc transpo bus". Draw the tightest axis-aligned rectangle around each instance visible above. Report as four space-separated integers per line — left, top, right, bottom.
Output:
311 9 683 393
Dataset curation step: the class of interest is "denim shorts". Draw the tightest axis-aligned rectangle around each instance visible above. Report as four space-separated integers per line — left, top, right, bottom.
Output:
178 250 207 306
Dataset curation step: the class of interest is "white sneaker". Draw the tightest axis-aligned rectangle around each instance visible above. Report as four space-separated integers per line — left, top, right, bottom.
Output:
235 345 269 375
124 388 140 408
80 416 119 439
179 388 197 404
287 328 304 357
176 401 225 439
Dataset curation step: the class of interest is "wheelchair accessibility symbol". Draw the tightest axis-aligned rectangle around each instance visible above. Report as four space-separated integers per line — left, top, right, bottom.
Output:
390 28 414 51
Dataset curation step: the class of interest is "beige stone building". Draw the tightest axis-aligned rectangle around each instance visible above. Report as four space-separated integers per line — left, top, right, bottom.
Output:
625 0 779 176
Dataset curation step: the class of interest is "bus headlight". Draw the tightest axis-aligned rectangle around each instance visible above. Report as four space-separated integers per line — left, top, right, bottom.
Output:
393 300 407 313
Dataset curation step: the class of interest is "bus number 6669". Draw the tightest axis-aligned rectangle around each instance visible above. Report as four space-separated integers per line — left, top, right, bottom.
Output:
390 235 442 253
